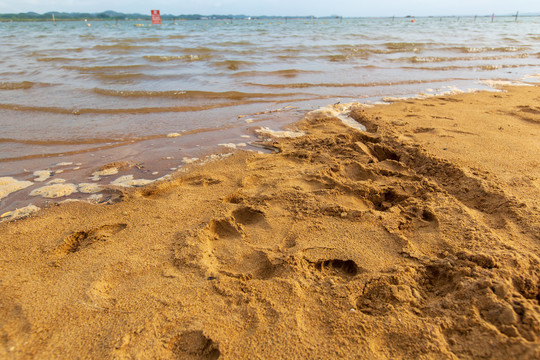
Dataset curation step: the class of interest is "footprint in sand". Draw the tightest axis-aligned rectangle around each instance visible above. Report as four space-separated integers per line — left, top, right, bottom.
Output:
168 330 220 360
174 206 284 280
53 223 127 258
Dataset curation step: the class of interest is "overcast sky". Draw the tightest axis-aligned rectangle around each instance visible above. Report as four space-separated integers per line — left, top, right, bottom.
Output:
0 0 538 17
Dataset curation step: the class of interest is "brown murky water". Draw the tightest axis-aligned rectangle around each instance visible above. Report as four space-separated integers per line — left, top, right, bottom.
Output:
2 16 540 213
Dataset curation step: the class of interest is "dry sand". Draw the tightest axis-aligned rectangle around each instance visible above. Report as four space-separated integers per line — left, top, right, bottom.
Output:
1 86 539 359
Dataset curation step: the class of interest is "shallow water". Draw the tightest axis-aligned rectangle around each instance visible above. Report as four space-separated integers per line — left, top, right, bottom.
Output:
1 16 540 213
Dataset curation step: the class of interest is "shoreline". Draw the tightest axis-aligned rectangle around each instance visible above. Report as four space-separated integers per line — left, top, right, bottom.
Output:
1 79 536 219
1 85 539 358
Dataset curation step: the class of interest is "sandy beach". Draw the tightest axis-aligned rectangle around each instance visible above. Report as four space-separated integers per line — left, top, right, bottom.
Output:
1 85 539 359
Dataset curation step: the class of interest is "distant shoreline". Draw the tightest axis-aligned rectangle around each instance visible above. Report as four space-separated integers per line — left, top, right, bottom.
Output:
1 11 539 22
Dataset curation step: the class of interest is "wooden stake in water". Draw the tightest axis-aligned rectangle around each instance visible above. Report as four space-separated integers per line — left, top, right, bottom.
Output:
515 11 519 22
52 13 56 25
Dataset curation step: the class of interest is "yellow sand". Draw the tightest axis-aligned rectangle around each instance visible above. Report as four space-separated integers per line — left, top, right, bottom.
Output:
0 86 539 359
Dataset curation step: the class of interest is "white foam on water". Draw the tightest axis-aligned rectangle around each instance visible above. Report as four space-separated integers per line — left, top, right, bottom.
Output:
91 167 120 181
256 127 306 138
182 157 199 164
33 170 52 182
0 177 34 200
167 132 183 138
30 183 78 198
0 205 40 222
110 175 154 187
88 194 103 202
92 167 119 177
479 79 532 88
78 183 104 194
308 103 368 132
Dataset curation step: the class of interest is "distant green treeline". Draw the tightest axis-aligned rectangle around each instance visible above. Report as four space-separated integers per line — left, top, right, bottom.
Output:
1 10 538 22
0 10 321 21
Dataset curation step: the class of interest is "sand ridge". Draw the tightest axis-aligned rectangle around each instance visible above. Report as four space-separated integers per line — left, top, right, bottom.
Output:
0 86 539 359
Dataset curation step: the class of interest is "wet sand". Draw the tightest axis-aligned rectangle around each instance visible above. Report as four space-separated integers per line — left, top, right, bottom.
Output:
1 86 539 359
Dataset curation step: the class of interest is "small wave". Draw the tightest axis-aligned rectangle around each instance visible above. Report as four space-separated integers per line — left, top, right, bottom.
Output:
0 137 125 146
478 65 500 71
0 141 138 163
211 60 254 70
93 44 147 51
167 35 188 39
144 54 211 62
407 54 529 63
91 73 146 81
0 81 35 90
179 47 215 54
62 47 84 53
232 69 321 78
110 37 161 44
0 99 300 116
485 46 528 53
78 34 96 40
0 128 234 163
211 40 254 46
245 79 461 89
92 88 299 100
37 57 91 62
326 52 370 62
402 65 475 71
448 46 529 54
63 64 148 72
384 42 426 52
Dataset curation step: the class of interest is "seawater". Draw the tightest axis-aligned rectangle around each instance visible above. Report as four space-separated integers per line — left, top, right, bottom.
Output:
1 16 540 213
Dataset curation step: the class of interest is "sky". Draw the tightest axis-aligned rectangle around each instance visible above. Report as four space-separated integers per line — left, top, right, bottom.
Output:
0 0 538 17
